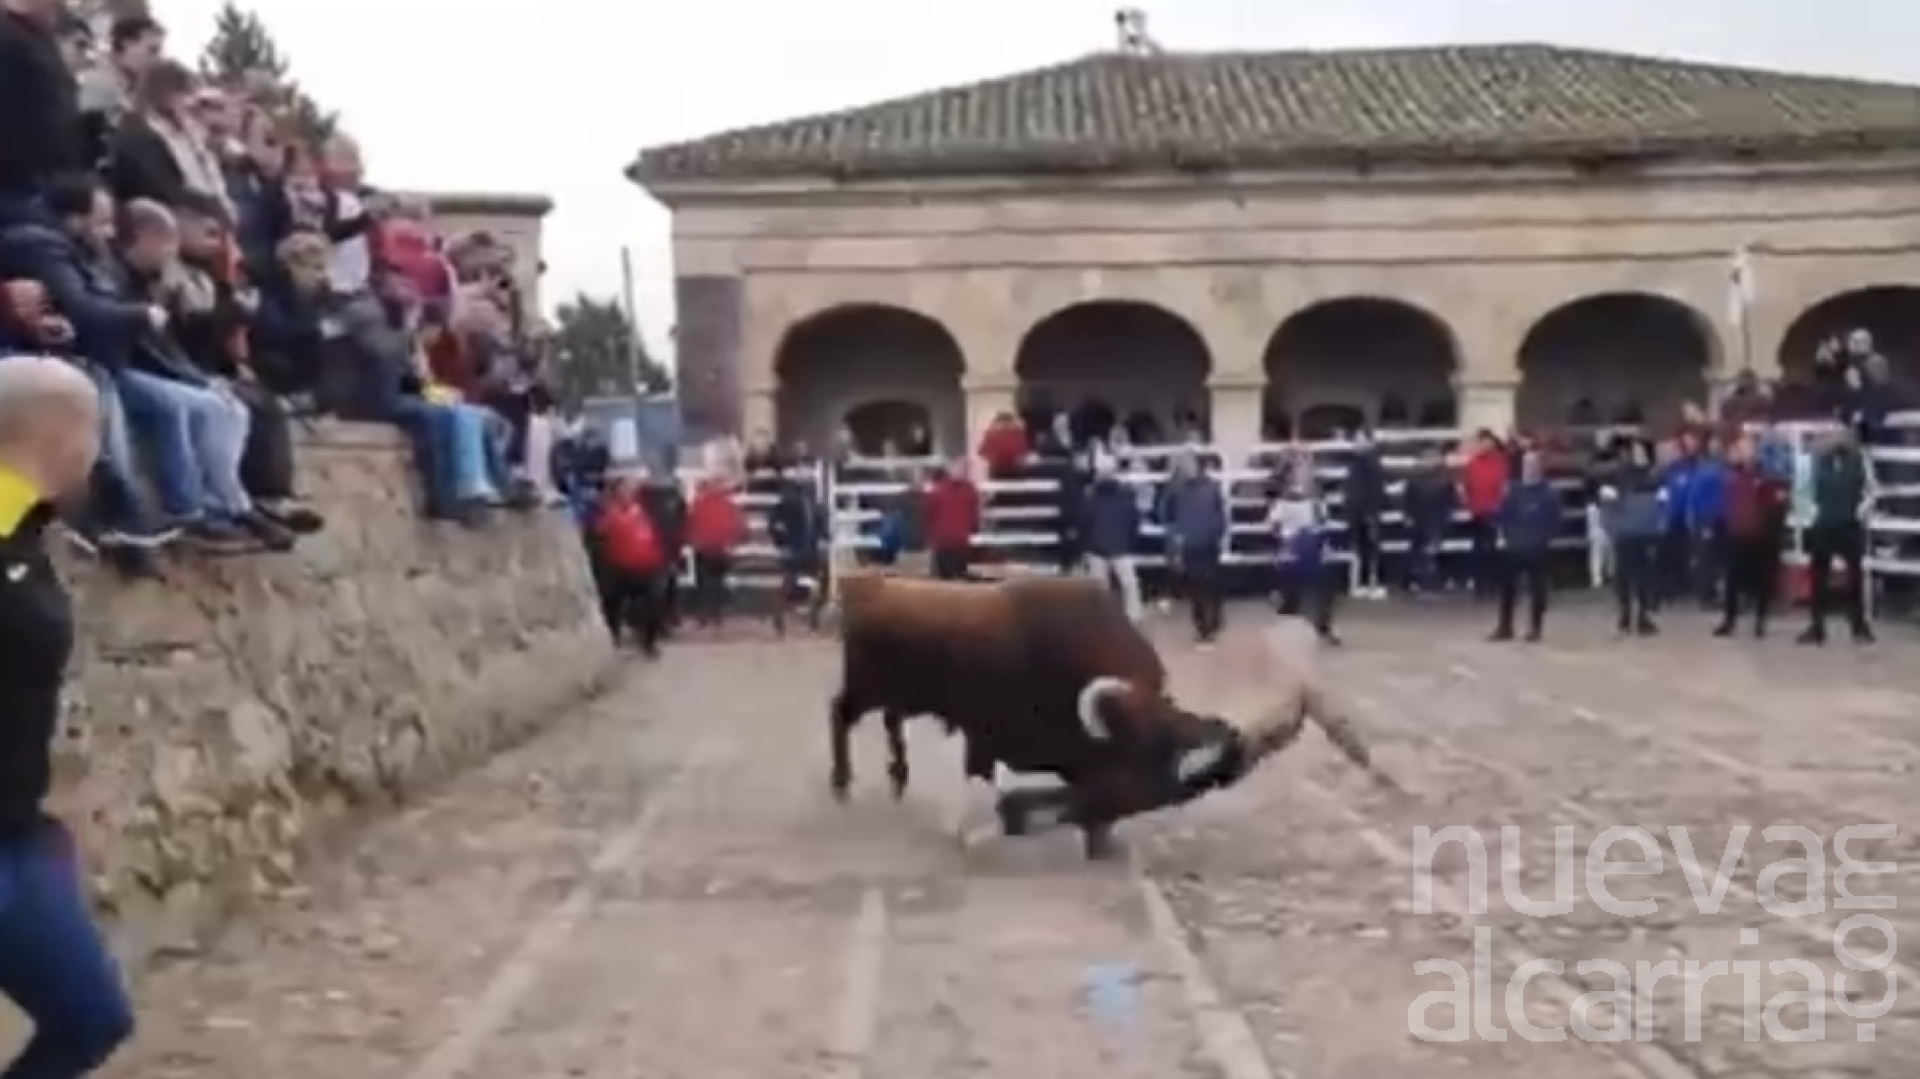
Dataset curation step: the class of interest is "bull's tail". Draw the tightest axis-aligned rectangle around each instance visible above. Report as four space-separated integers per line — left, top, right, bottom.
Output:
1304 686 1397 790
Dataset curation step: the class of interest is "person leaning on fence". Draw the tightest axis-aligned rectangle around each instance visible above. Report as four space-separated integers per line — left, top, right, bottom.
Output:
1267 467 1340 644
1079 451 1143 620
923 456 981 580
1489 448 1560 643
1400 446 1457 595
1160 449 1228 643
685 470 745 629
1714 434 1788 639
1342 426 1387 600
768 470 828 633
1595 437 1662 636
1798 425 1876 646
1459 430 1509 599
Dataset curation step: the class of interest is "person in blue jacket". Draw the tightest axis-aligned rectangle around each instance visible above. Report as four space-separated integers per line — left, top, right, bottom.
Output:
1490 448 1562 642
1683 435 1728 604
1655 438 1694 602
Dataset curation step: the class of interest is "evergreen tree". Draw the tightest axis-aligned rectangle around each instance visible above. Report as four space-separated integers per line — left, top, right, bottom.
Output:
552 294 671 409
198 2 337 144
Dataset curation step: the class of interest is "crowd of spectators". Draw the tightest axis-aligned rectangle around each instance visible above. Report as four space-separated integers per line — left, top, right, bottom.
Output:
0 1 562 579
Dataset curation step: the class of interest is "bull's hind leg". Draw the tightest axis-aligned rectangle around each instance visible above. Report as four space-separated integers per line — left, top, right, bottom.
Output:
882 709 910 799
829 691 860 801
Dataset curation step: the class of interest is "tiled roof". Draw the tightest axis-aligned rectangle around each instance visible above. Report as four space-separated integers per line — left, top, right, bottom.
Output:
629 43 1920 184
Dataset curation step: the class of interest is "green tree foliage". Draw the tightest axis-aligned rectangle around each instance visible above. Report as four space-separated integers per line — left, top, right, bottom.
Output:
198 2 336 144
551 294 671 408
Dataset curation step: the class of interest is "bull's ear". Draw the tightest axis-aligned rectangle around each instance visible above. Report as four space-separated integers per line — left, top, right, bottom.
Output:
1074 676 1129 740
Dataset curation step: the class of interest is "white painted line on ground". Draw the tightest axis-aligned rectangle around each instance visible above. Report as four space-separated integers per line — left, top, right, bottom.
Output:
1130 860 1278 1079
1302 780 1701 1079
820 887 890 1079
399 767 690 1079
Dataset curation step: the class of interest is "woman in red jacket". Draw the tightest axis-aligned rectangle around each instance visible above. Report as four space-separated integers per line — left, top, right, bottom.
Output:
1459 431 1511 598
922 459 982 579
593 476 668 656
686 473 747 627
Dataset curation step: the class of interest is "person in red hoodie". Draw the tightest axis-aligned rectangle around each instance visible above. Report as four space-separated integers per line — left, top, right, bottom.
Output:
975 412 1029 480
922 457 982 580
1713 435 1789 639
1459 430 1511 598
685 471 747 627
592 475 668 656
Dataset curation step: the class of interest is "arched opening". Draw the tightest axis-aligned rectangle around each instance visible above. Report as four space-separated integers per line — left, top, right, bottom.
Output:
773 304 965 455
1517 293 1715 429
1775 286 1920 413
843 399 932 456
1262 298 1459 438
1014 301 1211 445
1298 403 1367 441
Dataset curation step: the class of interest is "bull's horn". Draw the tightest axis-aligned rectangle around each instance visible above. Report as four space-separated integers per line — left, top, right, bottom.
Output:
1075 676 1130 740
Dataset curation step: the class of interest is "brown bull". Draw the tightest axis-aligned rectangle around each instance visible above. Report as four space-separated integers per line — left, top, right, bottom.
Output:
829 574 1380 858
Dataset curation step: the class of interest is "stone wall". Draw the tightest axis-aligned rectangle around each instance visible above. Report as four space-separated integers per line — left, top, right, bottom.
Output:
48 423 615 966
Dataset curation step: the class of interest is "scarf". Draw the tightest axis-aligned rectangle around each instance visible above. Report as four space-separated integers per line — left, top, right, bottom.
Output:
151 114 232 214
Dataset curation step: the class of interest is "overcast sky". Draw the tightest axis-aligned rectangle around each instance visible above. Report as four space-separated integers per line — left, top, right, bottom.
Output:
155 0 1920 363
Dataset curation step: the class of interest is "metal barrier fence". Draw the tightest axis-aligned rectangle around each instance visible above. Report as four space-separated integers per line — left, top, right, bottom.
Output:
672 411 1920 595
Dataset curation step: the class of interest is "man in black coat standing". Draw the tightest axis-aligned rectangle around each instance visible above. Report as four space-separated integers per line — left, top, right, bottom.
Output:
0 357 137 1079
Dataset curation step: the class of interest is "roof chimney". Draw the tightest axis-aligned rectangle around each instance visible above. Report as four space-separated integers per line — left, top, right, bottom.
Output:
1113 8 1159 55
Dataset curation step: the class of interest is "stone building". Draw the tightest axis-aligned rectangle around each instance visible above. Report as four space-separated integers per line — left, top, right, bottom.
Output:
630 43 1920 454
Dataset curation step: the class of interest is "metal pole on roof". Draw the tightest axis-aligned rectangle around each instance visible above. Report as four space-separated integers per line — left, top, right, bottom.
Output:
619 245 643 392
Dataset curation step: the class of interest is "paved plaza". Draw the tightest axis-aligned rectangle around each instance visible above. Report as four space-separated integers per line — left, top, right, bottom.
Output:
27 602 1914 1079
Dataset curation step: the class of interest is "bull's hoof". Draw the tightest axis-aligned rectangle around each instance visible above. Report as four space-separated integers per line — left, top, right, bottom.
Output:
830 776 851 803
887 766 909 800
1082 826 1119 861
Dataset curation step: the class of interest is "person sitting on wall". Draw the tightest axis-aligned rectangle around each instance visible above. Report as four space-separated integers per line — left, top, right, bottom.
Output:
976 411 1028 481
320 267 503 525
115 197 292 552
160 192 321 535
0 276 173 576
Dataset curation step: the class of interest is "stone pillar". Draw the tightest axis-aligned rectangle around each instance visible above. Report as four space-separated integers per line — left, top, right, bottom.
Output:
1208 377 1265 456
1455 379 1518 435
963 379 1019 457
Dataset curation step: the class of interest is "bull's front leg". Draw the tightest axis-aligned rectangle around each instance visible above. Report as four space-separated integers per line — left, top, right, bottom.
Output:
883 709 909 799
949 738 1000 846
829 692 858 801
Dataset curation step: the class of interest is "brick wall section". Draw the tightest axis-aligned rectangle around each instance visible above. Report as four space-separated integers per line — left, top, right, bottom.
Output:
47 422 614 967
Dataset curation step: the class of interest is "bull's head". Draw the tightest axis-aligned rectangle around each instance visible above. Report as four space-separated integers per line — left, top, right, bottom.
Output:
1076 677 1250 797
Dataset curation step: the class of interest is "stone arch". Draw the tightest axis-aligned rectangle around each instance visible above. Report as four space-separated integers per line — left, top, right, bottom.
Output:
1776 286 1920 398
1013 301 1211 441
1262 297 1460 438
773 304 965 455
1517 293 1716 429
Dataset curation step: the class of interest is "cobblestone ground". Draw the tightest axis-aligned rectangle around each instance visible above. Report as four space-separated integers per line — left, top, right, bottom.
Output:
9 599 1914 1079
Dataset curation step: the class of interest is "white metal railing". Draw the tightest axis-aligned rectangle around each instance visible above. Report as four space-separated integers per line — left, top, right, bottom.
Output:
666 411 1920 593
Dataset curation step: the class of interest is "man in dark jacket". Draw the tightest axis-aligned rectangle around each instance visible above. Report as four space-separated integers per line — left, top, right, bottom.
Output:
767 473 827 633
1160 450 1229 642
637 470 688 630
1490 449 1561 642
0 357 137 1079
1595 439 1663 636
0 0 87 223
1342 428 1387 598
1079 456 1142 620
1400 447 1456 595
1800 427 1875 645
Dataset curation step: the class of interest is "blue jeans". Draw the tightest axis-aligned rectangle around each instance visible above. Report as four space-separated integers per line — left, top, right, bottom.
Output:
0 825 135 1079
391 398 495 515
114 370 252 520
